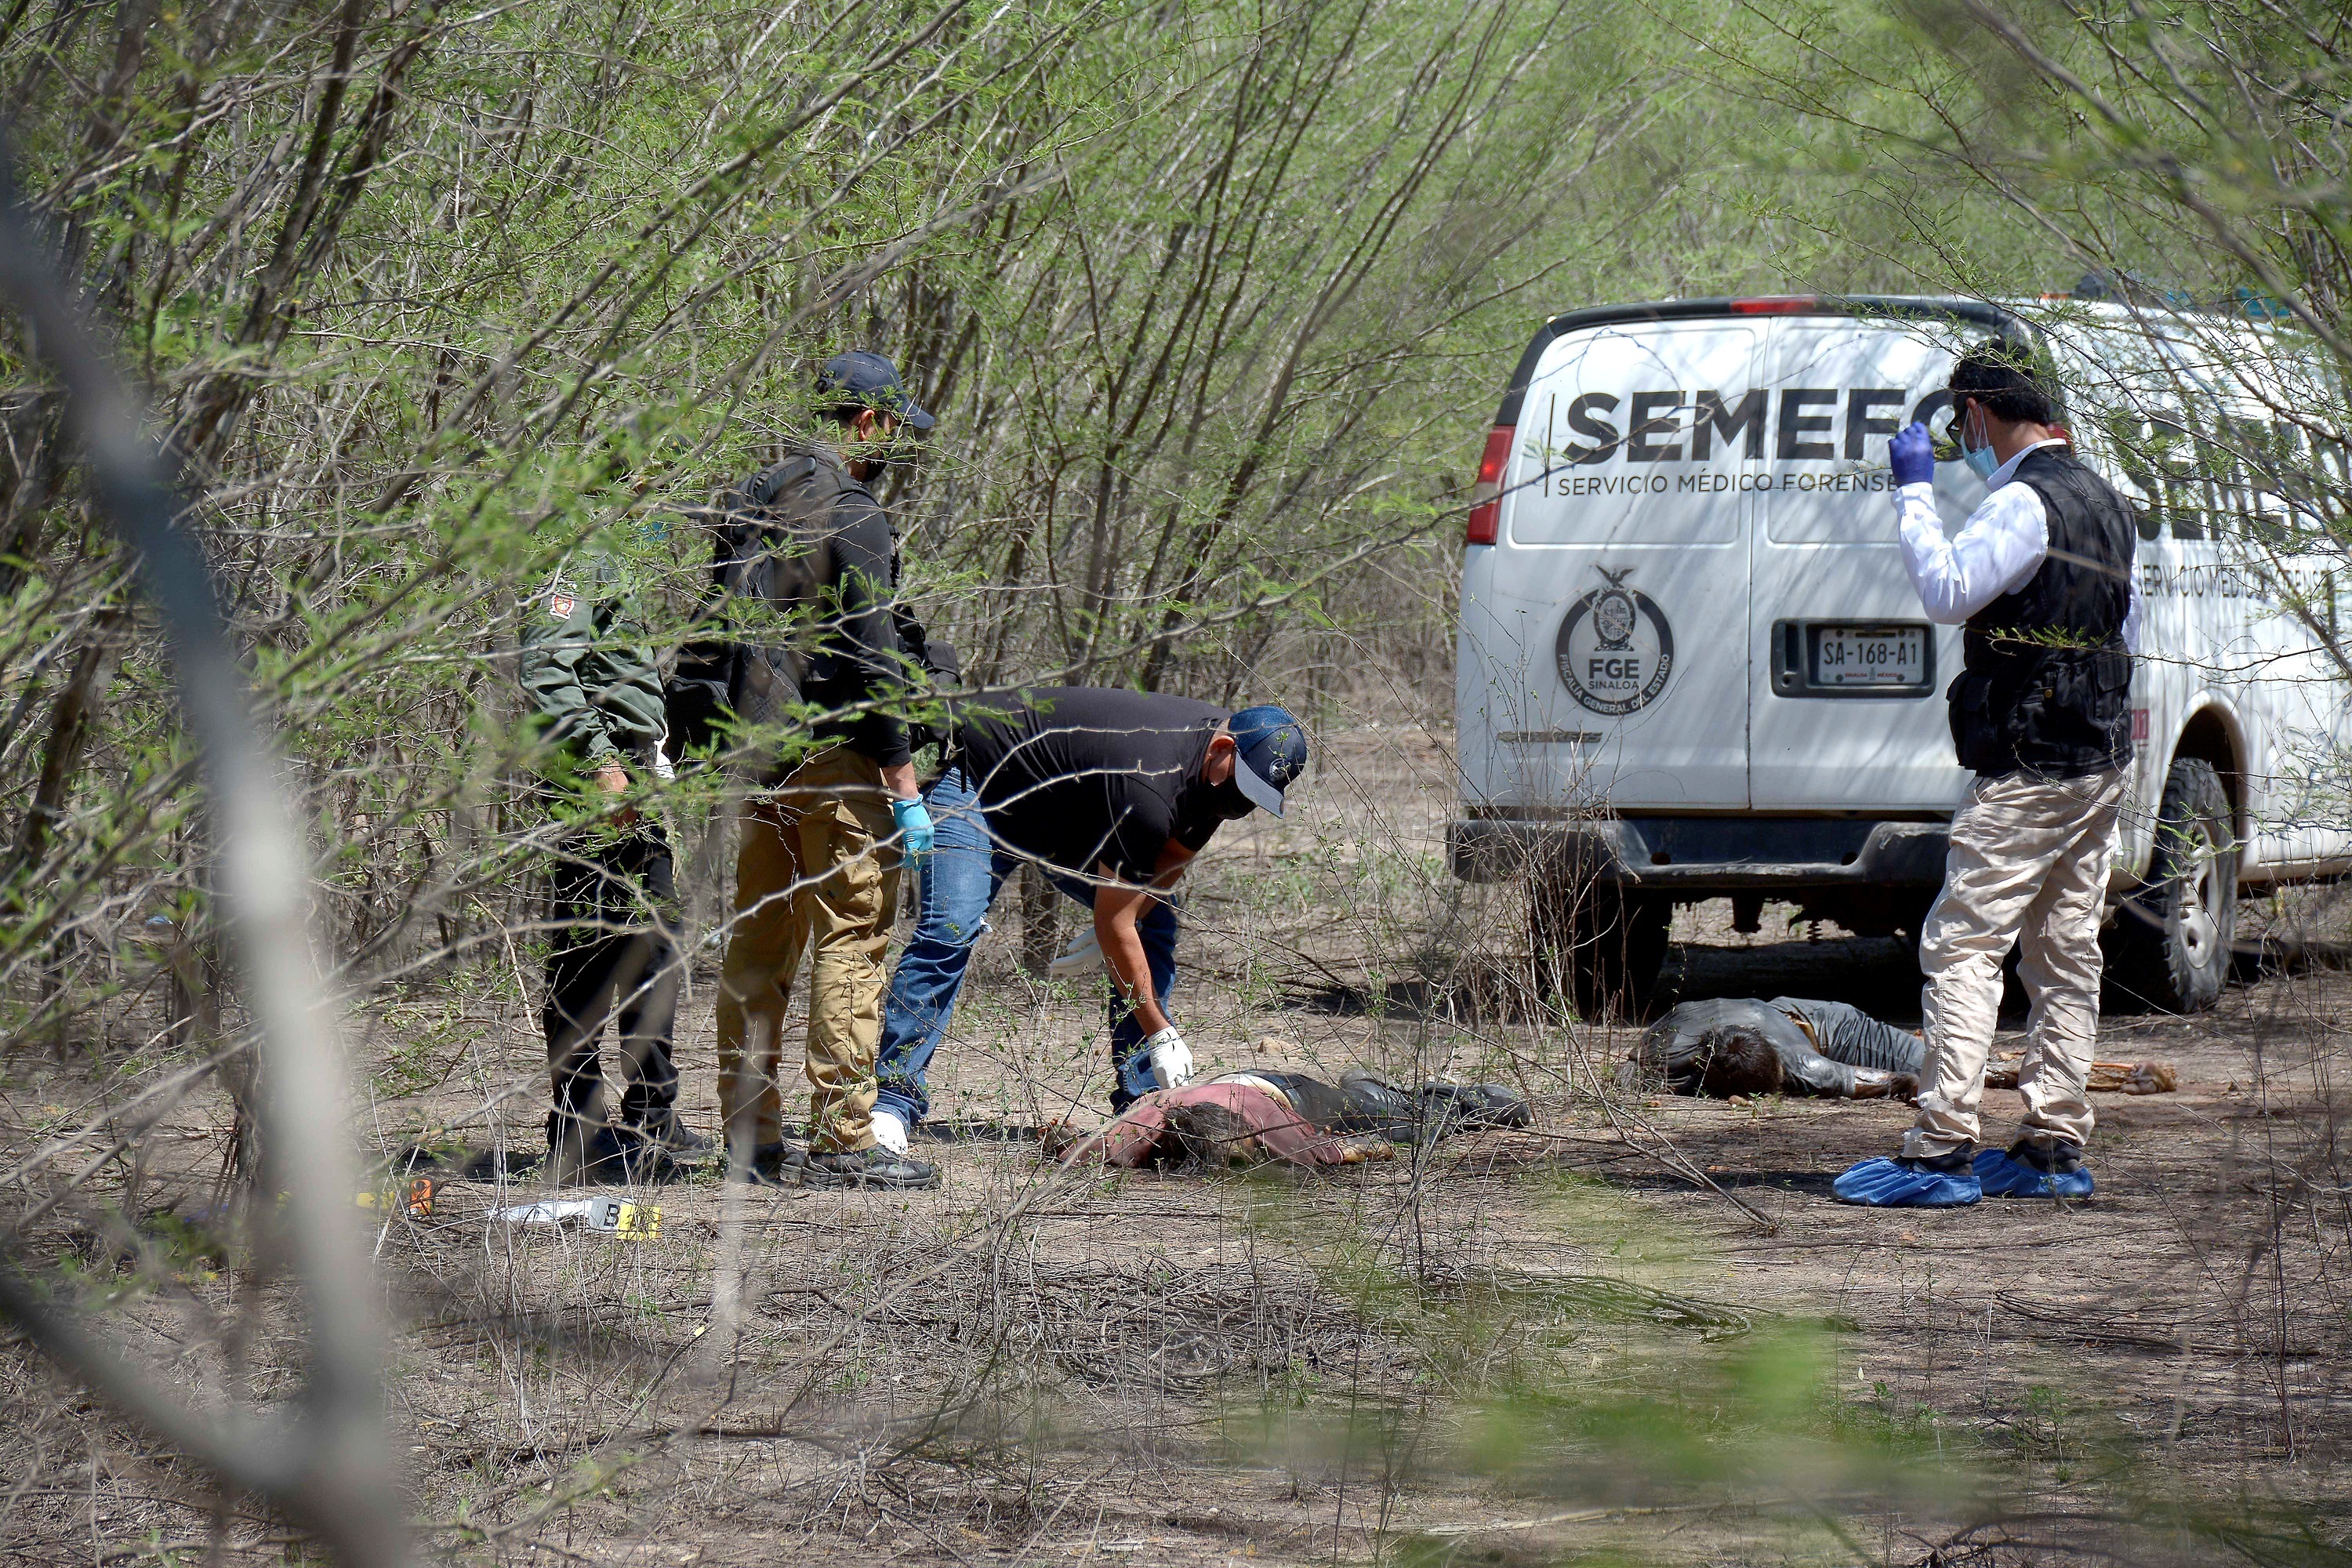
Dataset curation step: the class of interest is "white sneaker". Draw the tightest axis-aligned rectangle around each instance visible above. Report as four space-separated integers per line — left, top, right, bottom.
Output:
871 1109 910 1157
1050 924 1105 978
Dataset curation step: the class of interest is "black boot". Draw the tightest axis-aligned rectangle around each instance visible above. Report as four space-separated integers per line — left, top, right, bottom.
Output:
547 1112 667 1185
2007 1137 2085 1174
800 1147 942 1190
727 1140 807 1186
1894 1144 1976 1175
636 1112 716 1166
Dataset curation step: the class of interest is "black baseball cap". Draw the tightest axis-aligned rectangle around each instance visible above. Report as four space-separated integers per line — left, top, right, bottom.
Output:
816 350 935 431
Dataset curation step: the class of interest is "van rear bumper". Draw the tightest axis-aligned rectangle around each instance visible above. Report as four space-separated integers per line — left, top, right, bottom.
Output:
1448 815 1951 890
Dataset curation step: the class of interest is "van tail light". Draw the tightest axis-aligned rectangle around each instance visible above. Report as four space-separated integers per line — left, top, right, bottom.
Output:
1730 295 1818 314
1466 425 1514 545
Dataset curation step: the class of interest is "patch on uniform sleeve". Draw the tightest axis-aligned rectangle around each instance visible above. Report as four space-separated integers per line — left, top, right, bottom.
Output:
548 593 576 620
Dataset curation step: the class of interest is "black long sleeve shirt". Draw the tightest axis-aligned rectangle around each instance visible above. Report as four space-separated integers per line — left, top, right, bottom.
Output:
800 481 911 768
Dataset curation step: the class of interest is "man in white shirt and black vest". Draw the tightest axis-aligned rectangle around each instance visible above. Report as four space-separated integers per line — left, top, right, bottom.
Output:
1836 342 2142 1207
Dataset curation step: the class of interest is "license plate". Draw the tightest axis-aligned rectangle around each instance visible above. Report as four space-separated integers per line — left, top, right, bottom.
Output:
1813 626 1926 686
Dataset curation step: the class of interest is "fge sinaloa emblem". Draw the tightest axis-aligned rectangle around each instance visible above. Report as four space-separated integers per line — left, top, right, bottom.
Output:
1555 566 1674 716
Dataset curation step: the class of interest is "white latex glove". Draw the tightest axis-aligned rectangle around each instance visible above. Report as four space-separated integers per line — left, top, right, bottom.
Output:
1049 922 1106 978
870 1108 909 1157
1144 1026 1194 1090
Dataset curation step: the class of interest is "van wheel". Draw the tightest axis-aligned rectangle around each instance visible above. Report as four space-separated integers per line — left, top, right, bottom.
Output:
2108 757 2236 1013
1530 877 1668 1022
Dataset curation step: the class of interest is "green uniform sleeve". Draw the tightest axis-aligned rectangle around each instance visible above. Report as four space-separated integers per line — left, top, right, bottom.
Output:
520 581 620 764
579 622 669 755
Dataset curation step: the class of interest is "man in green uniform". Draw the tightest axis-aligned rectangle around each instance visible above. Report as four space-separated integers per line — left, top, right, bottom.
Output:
521 543 713 1181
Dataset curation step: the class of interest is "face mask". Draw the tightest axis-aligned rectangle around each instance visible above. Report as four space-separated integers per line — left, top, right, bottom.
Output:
1958 401 1999 481
1209 777 1258 821
865 434 925 470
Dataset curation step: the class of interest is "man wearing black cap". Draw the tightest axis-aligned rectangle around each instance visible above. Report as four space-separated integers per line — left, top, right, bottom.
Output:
867 689 1309 1156
1836 341 2142 1208
707 350 946 1189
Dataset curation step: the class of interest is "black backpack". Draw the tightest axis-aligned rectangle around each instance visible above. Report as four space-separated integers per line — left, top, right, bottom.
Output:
666 456 838 785
666 454 958 782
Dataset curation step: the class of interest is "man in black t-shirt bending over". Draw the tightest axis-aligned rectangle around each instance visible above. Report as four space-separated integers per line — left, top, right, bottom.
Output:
869 688 1309 1155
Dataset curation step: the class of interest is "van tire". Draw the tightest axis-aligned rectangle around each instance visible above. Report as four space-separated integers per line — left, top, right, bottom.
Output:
1530 877 1668 1021
2107 757 2235 1013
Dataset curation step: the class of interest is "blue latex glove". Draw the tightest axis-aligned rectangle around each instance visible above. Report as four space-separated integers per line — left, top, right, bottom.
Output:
1889 421 1936 486
890 796 935 861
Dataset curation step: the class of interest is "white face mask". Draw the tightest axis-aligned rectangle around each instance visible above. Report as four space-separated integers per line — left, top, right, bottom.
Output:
1958 400 1999 481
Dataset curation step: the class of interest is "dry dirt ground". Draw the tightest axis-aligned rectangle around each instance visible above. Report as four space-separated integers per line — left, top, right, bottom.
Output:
9 724 2352 1566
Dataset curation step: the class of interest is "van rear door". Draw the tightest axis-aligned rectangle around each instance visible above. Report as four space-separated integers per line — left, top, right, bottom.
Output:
1488 320 1763 808
1748 318 1982 810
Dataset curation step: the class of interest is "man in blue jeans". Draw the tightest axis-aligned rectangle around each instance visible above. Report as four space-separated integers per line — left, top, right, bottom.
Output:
869 688 1309 1156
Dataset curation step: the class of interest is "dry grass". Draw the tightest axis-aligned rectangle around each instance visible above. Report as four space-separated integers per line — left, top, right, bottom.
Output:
9 720 2352 1566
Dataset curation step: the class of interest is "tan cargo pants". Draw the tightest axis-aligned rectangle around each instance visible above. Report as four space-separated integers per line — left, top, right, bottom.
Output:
1904 766 2128 1160
716 746 901 1155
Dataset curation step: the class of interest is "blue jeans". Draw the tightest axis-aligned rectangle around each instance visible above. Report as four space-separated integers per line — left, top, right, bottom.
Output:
877 766 1179 1127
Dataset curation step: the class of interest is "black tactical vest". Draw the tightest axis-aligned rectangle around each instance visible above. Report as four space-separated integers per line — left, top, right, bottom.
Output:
1946 445 2137 778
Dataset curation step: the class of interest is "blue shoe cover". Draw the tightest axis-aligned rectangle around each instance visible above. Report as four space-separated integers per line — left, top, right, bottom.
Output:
1973 1148 2094 1199
1832 1156 1981 1207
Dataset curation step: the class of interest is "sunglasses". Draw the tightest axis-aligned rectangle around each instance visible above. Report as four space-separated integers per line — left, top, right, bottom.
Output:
1929 397 1978 453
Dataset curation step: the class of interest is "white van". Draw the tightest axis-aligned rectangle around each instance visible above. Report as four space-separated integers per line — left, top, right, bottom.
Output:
1450 293 2351 1016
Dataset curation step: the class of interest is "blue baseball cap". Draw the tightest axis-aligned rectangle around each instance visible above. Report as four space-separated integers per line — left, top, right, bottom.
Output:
816 350 935 431
1227 705 1308 817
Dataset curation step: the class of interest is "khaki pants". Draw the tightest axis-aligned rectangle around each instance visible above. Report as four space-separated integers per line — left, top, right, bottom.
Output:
1905 767 2127 1160
716 747 901 1154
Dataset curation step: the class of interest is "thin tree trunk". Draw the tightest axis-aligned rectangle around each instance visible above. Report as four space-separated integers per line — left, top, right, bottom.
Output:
13 611 123 880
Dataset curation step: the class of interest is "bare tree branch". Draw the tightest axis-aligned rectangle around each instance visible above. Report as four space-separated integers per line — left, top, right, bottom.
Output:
0 137 407 1568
